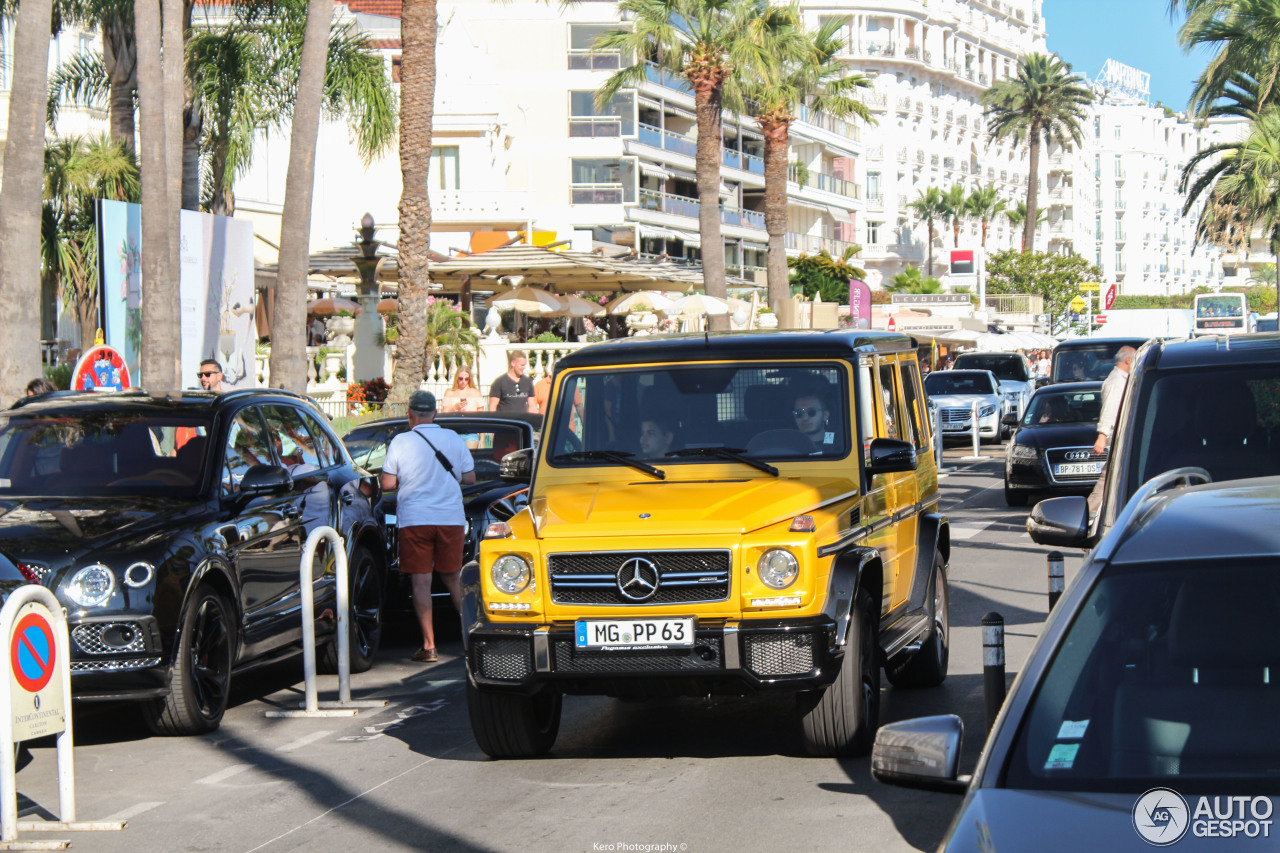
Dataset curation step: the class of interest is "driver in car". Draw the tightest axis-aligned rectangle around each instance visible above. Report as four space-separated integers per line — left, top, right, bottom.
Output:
637 416 676 458
792 387 835 450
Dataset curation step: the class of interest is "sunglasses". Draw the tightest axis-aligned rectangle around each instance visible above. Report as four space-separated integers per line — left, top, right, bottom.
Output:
198 371 221 378
793 407 822 419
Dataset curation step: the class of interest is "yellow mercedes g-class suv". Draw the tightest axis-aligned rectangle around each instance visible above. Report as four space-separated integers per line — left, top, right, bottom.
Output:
462 330 950 757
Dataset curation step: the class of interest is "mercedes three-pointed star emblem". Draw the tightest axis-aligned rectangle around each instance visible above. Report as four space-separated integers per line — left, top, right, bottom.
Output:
616 557 660 602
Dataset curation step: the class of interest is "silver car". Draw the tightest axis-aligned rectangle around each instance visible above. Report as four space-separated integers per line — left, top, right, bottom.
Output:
952 351 1035 418
924 369 1006 442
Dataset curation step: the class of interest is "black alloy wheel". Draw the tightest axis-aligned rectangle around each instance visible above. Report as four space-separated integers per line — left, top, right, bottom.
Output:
144 584 234 736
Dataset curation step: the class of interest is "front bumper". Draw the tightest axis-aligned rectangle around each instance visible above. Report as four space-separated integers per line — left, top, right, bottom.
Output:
67 614 170 701
467 616 843 696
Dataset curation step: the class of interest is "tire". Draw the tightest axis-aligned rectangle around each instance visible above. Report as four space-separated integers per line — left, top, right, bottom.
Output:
1004 485 1028 507
799 588 880 757
886 556 950 689
143 584 234 736
320 545 383 674
467 678 562 758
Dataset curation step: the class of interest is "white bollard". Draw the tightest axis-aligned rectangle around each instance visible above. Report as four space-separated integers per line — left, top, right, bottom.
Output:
932 406 953 474
265 526 386 718
961 400 983 460
0 585 126 847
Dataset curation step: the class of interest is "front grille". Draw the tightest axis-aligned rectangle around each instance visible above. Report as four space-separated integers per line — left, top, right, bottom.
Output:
551 637 723 673
1045 446 1108 483
744 632 817 676
548 551 730 606
940 408 973 425
70 656 162 673
72 622 147 656
474 637 531 680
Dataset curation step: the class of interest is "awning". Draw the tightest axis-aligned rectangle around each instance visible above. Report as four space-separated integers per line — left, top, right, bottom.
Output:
906 328 983 345
640 163 674 179
826 205 854 222
639 225 680 240
671 229 701 246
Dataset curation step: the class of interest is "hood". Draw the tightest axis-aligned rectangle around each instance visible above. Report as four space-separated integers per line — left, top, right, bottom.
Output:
996 379 1032 396
0 496 204 566
944 790 1154 852
929 394 1000 409
1011 422 1099 449
530 476 849 538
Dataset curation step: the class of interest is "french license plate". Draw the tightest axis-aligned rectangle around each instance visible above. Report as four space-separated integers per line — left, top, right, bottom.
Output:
575 618 695 650
1055 462 1103 476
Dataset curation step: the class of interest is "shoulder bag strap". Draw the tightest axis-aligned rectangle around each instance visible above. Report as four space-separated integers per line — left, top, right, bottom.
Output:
414 428 461 482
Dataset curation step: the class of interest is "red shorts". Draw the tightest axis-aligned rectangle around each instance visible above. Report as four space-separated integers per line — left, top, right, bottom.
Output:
398 525 465 575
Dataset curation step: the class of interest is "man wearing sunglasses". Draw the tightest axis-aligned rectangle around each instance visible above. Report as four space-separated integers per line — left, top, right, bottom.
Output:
792 389 834 449
198 359 225 392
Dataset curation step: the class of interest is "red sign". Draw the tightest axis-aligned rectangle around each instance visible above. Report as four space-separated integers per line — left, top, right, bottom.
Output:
71 345 131 392
1096 314 1108 325
11 612 56 693
1105 284 1117 311
887 316 897 331
950 250 975 275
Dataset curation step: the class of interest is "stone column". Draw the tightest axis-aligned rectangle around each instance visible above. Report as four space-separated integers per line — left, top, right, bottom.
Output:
351 255 385 382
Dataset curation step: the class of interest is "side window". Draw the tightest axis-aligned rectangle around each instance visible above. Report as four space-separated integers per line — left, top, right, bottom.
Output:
900 361 928 451
877 362 903 441
223 408 274 494
300 410 340 468
261 406 321 470
858 360 877 456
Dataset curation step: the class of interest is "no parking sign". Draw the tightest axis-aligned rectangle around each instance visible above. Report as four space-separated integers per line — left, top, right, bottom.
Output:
6 601 65 742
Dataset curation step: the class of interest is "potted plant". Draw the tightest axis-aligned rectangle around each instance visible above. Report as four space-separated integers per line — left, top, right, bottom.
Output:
757 306 778 329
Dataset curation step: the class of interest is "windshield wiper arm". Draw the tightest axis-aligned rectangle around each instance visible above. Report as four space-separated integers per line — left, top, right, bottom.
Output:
552 450 666 480
665 446 779 477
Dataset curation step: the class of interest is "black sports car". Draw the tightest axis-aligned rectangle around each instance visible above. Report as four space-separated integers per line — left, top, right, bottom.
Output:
1003 382 1104 506
0 390 387 735
342 412 540 605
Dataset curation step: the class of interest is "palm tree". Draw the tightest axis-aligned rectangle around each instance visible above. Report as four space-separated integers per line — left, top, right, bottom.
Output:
0 0 56 404
388 0 438 404
741 14 873 315
596 0 784 331
46 0 138 152
422 296 480 374
1172 0 1280 115
940 184 968 248
966 184 1007 249
982 53 1093 251
270 0 332 393
786 247 865 302
906 186 947 276
1004 200 1047 233
886 265 943 294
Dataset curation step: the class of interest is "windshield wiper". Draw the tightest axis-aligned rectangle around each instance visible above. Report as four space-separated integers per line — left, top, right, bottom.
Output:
552 450 665 480
665 447 779 477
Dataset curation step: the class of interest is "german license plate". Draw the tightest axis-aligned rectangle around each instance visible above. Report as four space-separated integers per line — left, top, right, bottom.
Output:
575 618 695 650
942 423 966 431
1055 462 1103 476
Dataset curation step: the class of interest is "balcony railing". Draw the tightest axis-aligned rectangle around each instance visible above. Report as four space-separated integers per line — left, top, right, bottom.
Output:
637 121 697 158
867 193 884 207
569 116 625 137
797 104 860 140
638 189 763 229
786 232 860 256
572 183 626 204
568 48 622 70
787 164 860 198
642 61 692 95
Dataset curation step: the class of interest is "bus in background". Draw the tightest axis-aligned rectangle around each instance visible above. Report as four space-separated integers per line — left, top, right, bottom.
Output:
1193 291 1253 335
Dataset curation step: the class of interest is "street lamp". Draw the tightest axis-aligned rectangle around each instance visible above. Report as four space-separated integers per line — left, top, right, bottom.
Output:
516 102 533 245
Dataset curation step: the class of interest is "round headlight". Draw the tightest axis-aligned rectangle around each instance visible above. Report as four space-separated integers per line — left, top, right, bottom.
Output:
66 564 116 607
491 555 531 594
758 549 799 590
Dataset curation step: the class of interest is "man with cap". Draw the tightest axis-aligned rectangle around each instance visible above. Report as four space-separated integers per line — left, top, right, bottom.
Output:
380 391 476 662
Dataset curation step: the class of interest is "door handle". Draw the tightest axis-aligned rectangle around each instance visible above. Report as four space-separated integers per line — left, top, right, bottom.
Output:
283 505 301 519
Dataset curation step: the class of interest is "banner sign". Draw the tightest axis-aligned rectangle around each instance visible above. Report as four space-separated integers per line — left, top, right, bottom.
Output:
70 345 131 392
949 250 975 275
1105 284 1117 311
849 279 871 330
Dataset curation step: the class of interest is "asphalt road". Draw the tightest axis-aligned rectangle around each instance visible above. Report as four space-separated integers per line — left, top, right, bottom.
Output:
10 444 1086 853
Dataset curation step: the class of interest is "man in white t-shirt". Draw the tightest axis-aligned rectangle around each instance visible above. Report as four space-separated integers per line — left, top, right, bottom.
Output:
380 391 476 662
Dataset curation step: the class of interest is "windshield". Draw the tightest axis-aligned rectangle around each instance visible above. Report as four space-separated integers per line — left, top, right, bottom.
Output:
1123 366 1280 504
1023 388 1102 426
924 372 996 396
953 354 1029 382
547 362 850 464
343 421 527 480
1051 343 1139 383
1004 560 1280 793
1195 295 1245 319
0 411 213 496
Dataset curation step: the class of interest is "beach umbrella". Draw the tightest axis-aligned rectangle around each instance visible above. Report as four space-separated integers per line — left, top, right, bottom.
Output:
663 293 730 317
606 291 674 315
547 294 606 318
376 298 398 314
309 296 363 316
485 286 563 314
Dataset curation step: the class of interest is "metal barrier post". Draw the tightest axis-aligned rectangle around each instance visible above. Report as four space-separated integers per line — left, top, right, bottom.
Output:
0 585 126 848
932 407 953 474
961 400 982 460
266 526 385 718
982 612 1006 733
1047 551 1065 611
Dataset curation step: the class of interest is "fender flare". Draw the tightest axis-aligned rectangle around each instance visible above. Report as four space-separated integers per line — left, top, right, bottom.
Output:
178 556 242 662
459 560 482 651
905 512 949 614
822 546 880 648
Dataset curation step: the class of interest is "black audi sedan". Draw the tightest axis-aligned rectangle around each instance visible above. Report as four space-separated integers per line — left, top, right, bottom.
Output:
0 389 386 735
1002 382 1104 506
342 412 539 606
873 473 1280 850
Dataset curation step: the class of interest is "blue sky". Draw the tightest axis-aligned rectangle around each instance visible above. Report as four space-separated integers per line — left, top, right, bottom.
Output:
1043 0 1211 111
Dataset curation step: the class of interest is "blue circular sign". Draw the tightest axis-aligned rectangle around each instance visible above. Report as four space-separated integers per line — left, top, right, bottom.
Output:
11 612 56 692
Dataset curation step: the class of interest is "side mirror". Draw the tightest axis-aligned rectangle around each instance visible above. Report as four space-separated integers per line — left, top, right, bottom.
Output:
867 438 917 474
1035 377 1052 390
238 464 293 496
500 448 534 484
1027 495 1090 547
872 715 968 795
1001 412 1020 426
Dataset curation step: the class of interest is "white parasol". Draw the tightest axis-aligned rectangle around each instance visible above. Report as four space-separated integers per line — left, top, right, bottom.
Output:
546 294 607 318
606 291 675 315
308 296 363 316
663 293 731 317
485 286 563 315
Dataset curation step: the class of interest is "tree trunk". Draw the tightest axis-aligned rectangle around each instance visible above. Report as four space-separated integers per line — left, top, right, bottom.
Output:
388 0 437 403
693 82 728 331
981 217 988 249
0 0 54 406
952 218 960 247
136 0 180 393
270 0 332 393
761 116 791 320
210 124 233 216
180 0 201 211
1023 124 1041 252
925 222 934 277
75 276 98 353
102 15 138 152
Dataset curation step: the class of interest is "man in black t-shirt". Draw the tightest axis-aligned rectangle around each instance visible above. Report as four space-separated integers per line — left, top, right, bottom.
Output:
488 349 537 412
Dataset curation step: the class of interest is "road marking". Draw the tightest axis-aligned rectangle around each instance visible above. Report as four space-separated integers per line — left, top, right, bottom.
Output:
105 801 163 821
275 730 335 753
198 765 252 785
950 521 995 540
337 700 449 743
